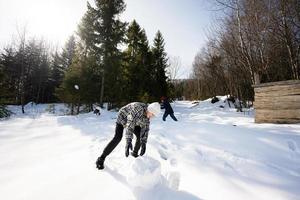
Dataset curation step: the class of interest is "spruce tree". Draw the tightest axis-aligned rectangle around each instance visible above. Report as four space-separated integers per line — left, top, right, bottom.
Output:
0 63 10 118
151 31 169 99
60 35 76 71
0 47 16 104
123 20 152 102
25 40 50 104
51 36 76 103
56 60 81 115
49 52 64 102
51 52 64 88
56 53 101 114
77 3 98 55
79 0 127 108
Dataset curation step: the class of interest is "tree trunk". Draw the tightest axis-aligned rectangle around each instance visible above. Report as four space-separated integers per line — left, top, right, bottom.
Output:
281 1 299 80
77 103 80 115
100 71 105 108
71 103 74 115
235 0 255 84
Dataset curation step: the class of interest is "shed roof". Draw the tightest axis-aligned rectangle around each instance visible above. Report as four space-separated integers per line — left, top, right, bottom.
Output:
253 80 300 88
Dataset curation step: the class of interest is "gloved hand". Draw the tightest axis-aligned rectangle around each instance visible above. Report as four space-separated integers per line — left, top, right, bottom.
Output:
125 139 133 157
140 143 146 156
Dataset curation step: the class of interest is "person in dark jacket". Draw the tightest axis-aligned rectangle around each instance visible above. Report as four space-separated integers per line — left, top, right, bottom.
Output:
96 102 161 170
161 97 178 121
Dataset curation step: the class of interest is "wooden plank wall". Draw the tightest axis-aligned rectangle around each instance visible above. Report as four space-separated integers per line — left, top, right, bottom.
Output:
253 80 300 123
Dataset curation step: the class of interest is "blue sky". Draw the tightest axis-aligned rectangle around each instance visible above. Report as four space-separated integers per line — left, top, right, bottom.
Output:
122 0 214 77
0 0 216 77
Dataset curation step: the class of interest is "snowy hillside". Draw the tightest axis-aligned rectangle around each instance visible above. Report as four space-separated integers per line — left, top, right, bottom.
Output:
0 99 300 200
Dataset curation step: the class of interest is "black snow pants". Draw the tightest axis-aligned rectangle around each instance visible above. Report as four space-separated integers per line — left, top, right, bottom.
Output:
100 123 141 159
163 112 178 121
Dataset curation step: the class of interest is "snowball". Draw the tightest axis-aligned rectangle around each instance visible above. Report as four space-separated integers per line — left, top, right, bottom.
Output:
126 157 161 189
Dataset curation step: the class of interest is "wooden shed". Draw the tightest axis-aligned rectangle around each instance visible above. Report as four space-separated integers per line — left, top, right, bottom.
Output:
253 80 300 124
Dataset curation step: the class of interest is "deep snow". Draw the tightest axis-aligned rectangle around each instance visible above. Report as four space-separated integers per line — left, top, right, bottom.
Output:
0 98 300 200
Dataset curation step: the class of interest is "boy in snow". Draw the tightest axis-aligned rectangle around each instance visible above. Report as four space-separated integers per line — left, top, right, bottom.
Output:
161 97 178 121
96 102 161 170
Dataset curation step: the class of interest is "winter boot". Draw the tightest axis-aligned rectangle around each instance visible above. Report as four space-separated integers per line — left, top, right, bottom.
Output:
131 151 139 158
96 157 105 170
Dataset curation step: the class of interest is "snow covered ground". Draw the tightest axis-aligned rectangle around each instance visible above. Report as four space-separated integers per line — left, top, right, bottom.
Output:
1 98 300 200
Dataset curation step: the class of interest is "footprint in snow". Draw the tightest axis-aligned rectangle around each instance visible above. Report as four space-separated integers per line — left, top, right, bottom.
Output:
287 140 299 160
158 149 168 160
287 140 297 152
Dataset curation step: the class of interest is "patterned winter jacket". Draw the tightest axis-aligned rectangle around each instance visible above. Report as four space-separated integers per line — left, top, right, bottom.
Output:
116 102 150 144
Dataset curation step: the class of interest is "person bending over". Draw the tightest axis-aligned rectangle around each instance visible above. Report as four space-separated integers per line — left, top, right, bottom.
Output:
96 102 161 170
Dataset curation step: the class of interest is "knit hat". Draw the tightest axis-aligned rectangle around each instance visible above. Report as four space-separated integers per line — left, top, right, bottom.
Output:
147 102 161 116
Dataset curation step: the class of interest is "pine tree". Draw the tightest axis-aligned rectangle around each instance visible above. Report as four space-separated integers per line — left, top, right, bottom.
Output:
48 52 62 102
56 53 101 114
77 55 101 111
51 52 64 88
0 47 16 104
0 37 54 109
80 0 126 107
56 61 81 115
0 63 11 118
139 29 156 102
123 21 144 100
77 3 97 55
0 64 6 99
51 36 77 103
122 20 154 102
25 39 50 104
60 35 76 71
151 31 169 99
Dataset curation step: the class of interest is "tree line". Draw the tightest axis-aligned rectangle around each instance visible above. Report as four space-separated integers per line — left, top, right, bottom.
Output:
0 0 171 116
185 0 300 102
